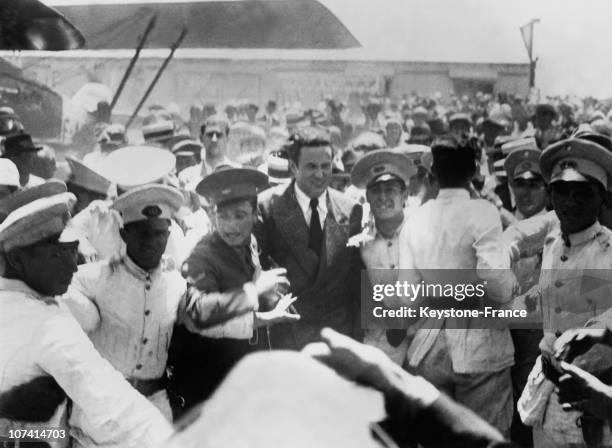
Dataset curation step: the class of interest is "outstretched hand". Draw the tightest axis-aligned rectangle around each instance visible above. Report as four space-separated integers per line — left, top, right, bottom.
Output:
254 294 300 327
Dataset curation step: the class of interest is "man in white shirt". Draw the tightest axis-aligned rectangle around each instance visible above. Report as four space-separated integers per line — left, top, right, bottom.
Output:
0 192 173 448
347 149 416 364
178 114 236 191
63 184 268 424
515 137 612 447
399 135 518 434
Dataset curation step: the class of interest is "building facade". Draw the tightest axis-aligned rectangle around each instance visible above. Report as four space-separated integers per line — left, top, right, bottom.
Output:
16 54 529 119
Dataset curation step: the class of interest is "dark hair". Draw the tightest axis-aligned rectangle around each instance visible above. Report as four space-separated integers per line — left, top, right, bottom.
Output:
200 115 230 138
215 196 257 213
285 127 333 165
431 135 478 187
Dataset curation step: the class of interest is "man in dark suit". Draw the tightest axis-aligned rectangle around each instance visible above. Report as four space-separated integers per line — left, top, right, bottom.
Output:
255 127 363 349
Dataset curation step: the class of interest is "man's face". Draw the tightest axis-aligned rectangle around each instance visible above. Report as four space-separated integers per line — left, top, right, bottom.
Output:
483 126 502 147
511 177 548 219
121 219 170 271
366 179 407 221
290 145 333 199
213 199 255 247
385 123 402 147
535 112 554 131
202 129 228 159
246 106 258 122
450 122 470 138
365 104 381 121
225 107 236 120
9 236 79 296
69 185 106 215
551 181 604 234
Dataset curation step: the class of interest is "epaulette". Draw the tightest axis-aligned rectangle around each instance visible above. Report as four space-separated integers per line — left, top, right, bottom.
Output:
595 227 612 251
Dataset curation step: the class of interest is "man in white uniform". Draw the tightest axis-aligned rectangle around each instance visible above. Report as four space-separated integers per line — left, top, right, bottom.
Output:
399 135 518 434
347 149 416 364
0 192 173 448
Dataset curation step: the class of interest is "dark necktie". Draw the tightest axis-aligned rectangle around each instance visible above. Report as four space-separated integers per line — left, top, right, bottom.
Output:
308 198 323 257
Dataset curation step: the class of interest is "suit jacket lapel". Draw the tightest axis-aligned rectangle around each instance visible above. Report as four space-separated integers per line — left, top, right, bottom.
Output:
272 182 320 276
323 190 349 269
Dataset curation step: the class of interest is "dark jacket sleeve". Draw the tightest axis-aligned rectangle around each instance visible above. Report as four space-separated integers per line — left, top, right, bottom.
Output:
383 390 513 448
0 376 66 422
179 239 258 331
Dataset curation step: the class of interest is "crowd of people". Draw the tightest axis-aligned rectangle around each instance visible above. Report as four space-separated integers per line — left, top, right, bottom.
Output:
3 89 612 448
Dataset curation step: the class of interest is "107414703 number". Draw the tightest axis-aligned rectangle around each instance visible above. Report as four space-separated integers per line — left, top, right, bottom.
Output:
3 428 67 441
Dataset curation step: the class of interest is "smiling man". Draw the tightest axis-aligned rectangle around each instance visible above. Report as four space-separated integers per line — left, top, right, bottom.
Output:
255 127 363 349
348 149 416 363
514 137 612 447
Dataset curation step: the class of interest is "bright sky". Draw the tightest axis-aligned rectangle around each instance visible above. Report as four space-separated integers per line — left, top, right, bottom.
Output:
45 0 612 97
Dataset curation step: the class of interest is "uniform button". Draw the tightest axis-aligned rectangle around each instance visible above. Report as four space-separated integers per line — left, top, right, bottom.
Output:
144 310 151 316
142 338 148 344
555 330 562 337
135 364 142 370
554 280 563 288
390 264 396 269
555 306 562 314
387 241 392 247
560 255 568 262
145 285 151 291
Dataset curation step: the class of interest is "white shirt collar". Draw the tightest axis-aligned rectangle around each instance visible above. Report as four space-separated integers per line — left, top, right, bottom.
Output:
0 277 42 298
122 256 162 281
0 276 58 304
568 221 603 247
294 182 328 218
437 188 471 200
374 215 406 240
515 207 548 221
201 156 233 177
